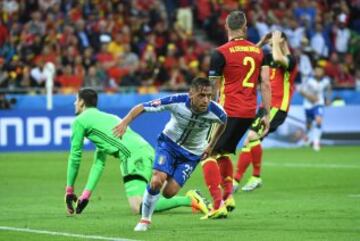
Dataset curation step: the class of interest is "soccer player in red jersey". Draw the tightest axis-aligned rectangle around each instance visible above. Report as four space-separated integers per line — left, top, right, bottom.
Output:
201 10 271 219
233 31 299 192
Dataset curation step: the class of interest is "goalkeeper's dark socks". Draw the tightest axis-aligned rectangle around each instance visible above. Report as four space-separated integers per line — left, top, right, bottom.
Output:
202 159 222 210
75 198 89 214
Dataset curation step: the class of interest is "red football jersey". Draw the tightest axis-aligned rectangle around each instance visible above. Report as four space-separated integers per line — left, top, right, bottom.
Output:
267 54 298 112
209 39 265 118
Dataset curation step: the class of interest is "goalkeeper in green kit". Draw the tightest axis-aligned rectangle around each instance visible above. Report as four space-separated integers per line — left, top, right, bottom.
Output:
65 88 210 215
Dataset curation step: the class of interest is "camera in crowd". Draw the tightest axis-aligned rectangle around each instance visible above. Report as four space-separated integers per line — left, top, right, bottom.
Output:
0 93 17 109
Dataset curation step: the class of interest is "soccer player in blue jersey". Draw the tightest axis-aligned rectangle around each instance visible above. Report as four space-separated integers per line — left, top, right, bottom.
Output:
300 65 332 151
113 77 227 231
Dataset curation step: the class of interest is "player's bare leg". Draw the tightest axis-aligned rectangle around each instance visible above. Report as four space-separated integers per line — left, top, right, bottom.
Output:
313 116 323 151
135 170 166 231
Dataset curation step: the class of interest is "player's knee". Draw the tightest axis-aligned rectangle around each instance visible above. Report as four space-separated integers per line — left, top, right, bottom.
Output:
162 182 179 198
129 203 140 214
150 175 164 190
162 189 176 199
315 119 322 128
127 196 142 214
247 130 258 141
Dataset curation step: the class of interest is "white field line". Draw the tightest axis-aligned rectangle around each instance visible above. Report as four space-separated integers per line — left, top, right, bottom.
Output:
348 194 360 198
264 162 360 169
0 226 141 241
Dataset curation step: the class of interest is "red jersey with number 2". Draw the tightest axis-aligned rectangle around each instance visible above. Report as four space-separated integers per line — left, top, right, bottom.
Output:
213 39 265 118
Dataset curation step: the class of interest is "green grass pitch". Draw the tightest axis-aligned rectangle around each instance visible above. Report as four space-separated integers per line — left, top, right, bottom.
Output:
0 146 359 241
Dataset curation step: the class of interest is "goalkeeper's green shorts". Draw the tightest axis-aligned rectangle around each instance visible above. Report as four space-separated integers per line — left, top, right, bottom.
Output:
119 144 154 197
124 179 147 197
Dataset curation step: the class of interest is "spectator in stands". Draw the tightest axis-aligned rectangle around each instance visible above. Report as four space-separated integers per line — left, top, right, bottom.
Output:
82 47 96 71
74 55 85 83
57 64 83 91
284 17 305 49
310 23 329 59
75 19 91 52
0 19 8 48
2 0 19 17
120 44 140 73
333 63 355 89
96 43 115 70
83 66 103 90
296 48 313 83
107 32 125 59
293 0 317 25
27 11 45 36
254 15 270 39
333 13 351 56
355 70 360 91
30 58 46 87
324 52 341 84
39 0 59 12
0 0 359 94
0 93 16 109
176 0 193 35
0 35 16 63
61 45 78 67
0 58 8 88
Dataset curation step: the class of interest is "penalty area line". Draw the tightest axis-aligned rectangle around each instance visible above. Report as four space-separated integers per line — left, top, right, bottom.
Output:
0 226 141 241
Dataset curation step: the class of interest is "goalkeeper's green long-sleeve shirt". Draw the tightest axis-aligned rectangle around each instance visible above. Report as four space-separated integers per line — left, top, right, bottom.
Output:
66 107 150 187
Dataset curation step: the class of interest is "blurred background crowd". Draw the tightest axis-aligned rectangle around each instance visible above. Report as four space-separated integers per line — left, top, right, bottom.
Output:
0 0 360 94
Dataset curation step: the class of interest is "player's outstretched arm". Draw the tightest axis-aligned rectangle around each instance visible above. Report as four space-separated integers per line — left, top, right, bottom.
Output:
65 120 85 214
113 104 145 138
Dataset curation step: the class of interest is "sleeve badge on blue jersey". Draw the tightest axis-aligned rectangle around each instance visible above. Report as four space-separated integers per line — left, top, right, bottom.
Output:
157 155 166 165
151 99 161 107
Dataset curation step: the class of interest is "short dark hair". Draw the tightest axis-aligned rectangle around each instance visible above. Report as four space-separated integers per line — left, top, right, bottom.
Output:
78 88 98 107
226 11 247 31
190 77 212 90
280 32 288 40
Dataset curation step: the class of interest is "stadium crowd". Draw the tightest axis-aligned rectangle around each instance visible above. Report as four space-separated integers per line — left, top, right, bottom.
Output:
0 0 359 93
